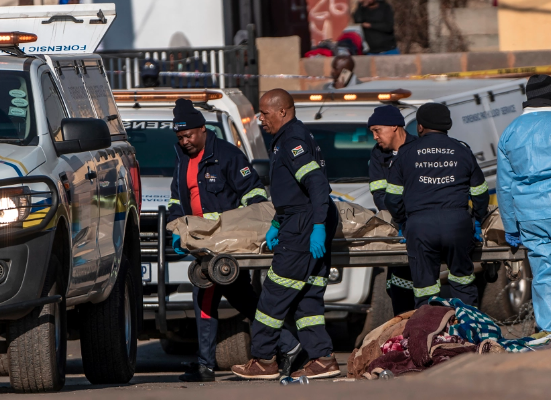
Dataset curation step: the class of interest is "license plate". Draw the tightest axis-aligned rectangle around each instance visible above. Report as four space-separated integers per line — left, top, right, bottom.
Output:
141 263 151 282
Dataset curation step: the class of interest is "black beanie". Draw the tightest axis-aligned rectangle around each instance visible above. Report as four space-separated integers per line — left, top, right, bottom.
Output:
416 103 452 132
525 74 551 101
367 105 405 127
172 98 206 131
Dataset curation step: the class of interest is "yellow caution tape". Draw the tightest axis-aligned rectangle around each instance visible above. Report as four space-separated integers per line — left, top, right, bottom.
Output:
410 65 551 80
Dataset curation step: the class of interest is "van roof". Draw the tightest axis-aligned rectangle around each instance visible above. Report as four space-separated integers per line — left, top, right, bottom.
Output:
0 56 28 71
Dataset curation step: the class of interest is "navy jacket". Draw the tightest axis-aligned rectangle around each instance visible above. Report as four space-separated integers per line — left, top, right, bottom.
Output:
384 132 489 224
369 133 417 211
269 118 332 224
168 130 267 222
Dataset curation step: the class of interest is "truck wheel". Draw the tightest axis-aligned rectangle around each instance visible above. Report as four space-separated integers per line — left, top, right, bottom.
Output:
79 255 137 384
480 260 532 323
8 255 67 393
0 354 8 376
215 315 251 370
160 339 198 355
355 267 393 347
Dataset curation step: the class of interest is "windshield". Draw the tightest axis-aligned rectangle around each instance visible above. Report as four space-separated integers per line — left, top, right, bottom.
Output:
306 124 375 182
0 71 36 144
125 120 224 177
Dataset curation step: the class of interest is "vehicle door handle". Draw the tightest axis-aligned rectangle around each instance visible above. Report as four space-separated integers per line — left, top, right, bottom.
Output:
85 170 97 181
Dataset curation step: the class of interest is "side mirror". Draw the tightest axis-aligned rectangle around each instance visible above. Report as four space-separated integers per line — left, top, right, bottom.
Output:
55 118 111 155
251 159 270 187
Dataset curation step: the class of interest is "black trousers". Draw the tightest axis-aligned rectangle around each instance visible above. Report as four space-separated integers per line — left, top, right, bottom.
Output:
386 267 415 315
193 272 299 369
405 209 478 308
251 201 338 360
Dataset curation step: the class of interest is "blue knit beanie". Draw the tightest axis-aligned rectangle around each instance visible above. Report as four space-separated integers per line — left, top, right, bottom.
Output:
367 105 405 127
173 98 206 131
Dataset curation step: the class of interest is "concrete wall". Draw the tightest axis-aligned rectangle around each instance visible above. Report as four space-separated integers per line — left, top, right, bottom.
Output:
300 50 551 89
257 36 302 95
499 0 551 51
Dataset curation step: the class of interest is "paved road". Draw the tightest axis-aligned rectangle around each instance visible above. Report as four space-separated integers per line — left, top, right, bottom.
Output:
0 325 548 399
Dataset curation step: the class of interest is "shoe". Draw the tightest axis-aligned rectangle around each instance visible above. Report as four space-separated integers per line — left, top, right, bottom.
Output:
178 364 215 382
231 356 280 380
280 344 308 378
291 353 341 379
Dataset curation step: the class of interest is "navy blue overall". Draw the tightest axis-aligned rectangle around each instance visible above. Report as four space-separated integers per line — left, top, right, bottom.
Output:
168 130 299 368
385 132 489 308
369 134 417 315
251 118 337 361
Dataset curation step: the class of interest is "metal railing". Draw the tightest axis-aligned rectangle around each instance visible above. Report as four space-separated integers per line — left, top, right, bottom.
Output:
98 24 260 110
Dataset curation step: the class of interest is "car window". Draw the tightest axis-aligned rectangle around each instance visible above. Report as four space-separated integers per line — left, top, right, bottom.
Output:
125 120 224 176
305 124 376 182
405 119 418 136
41 73 66 142
0 71 37 143
229 119 248 157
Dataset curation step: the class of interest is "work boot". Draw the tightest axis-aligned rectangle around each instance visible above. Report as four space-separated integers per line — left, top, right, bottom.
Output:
291 354 340 379
178 364 215 382
231 356 280 380
280 343 307 378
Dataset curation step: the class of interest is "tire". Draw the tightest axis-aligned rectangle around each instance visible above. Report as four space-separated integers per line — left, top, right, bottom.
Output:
7 255 67 393
160 338 198 356
215 315 251 371
0 354 8 376
79 255 137 384
479 260 532 323
355 267 393 348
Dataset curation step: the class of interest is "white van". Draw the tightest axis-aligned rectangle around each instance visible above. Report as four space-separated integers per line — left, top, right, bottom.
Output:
0 4 143 393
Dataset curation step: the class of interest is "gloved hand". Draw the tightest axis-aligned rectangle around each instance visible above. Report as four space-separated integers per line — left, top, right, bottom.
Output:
310 224 326 259
398 223 406 244
172 234 188 255
474 221 484 242
505 232 522 247
266 225 279 251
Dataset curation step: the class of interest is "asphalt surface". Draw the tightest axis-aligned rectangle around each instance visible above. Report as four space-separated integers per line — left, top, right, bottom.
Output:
0 325 549 399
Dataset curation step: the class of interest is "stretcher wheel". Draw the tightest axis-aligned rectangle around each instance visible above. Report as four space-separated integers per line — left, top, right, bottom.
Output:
188 260 213 289
208 254 239 286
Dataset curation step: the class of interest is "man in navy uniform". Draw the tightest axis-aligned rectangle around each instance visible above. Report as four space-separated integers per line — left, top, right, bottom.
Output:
231 89 341 380
368 105 416 315
168 99 300 381
385 103 489 308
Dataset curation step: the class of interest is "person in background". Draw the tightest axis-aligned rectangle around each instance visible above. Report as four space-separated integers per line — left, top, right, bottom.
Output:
497 74 551 337
324 54 361 90
353 0 399 55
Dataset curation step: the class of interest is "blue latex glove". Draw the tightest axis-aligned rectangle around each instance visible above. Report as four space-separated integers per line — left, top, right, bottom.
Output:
398 223 406 244
310 224 326 259
474 221 484 242
172 234 188 255
266 225 279 251
505 232 522 247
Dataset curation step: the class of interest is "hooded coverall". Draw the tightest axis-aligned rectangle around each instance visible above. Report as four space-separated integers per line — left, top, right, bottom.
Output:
497 108 551 331
168 130 299 369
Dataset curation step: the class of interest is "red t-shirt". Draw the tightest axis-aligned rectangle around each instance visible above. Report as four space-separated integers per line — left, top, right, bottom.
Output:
186 149 205 217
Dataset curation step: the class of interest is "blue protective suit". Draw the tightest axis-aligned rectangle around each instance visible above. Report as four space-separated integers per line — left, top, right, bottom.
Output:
497 107 551 331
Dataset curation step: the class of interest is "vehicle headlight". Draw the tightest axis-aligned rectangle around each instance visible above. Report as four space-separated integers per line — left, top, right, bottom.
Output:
0 187 30 226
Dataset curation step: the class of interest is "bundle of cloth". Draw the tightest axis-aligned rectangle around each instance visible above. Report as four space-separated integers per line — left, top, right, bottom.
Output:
347 297 533 380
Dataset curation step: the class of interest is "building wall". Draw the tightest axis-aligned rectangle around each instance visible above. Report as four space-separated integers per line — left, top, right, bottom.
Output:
498 0 551 51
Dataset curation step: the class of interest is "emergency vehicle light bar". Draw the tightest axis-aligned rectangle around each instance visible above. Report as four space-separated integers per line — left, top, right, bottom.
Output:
0 32 37 46
291 89 412 103
113 90 223 103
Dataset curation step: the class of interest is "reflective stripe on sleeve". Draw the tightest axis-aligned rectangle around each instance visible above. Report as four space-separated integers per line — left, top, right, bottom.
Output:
241 188 268 206
470 181 489 196
255 310 284 329
296 315 325 330
369 179 388 192
386 183 404 195
448 271 476 285
413 280 441 298
295 161 320 182
168 198 181 207
203 212 220 220
267 267 306 290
